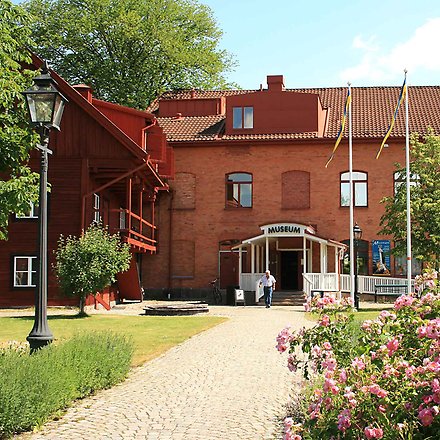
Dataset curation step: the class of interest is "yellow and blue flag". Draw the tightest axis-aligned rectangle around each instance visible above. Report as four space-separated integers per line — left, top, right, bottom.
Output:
376 77 407 159
325 88 351 168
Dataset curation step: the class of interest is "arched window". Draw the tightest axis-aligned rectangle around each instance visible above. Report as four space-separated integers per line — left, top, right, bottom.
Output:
340 171 368 207
225 172 252 208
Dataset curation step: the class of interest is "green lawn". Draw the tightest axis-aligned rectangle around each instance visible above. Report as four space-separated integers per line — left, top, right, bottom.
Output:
0 313 228 366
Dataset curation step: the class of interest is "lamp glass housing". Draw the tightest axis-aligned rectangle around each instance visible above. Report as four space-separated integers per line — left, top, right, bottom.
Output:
23 76 67 131
353 224 363 240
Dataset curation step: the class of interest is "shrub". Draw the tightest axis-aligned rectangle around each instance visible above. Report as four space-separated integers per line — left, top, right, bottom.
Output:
54 224 131 314
0 332 133 438
278 269 440 440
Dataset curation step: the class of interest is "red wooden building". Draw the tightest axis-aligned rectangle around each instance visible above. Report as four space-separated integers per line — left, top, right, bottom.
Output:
0 62 174 309
141 75 440 302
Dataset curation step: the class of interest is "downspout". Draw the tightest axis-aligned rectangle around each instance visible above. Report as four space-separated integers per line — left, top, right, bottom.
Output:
168 190 174 290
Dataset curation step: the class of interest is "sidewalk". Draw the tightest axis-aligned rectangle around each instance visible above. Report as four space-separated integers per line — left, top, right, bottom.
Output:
16 303 310 440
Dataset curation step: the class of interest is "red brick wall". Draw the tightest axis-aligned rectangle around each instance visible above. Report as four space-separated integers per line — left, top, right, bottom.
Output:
142 138 404 290
282 170 310 209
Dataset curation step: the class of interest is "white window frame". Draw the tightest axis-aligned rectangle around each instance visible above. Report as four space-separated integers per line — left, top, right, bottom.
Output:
15 201 38 219
340 171 368 207
93 193 101 223
394 171 419 194
13 256 37 287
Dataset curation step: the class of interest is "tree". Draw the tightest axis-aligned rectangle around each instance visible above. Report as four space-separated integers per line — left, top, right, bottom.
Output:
0 0 40 240
24 0 236 109
54 224 132 314
379 129 440 267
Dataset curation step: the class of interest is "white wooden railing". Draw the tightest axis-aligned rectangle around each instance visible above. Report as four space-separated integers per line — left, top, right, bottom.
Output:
303 273 339 297
303 272 415 297
242 272 416 301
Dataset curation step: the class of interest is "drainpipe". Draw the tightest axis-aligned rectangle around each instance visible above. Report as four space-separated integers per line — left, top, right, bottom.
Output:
168 190 174 290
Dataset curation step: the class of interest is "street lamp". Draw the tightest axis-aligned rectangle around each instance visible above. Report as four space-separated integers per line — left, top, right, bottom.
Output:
22 61 67 351
353 223 362 310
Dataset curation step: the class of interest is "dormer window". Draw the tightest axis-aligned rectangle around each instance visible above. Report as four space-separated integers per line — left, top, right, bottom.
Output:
233 106 253 129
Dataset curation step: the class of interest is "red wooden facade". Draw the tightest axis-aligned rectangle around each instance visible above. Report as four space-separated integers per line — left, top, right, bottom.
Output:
0 60 173 308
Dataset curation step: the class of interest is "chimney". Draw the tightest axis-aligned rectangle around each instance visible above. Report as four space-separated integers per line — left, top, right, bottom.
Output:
73 84 93 102
267 75 285 92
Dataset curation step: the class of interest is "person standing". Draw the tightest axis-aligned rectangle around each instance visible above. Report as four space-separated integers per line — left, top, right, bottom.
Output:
259 270 276 308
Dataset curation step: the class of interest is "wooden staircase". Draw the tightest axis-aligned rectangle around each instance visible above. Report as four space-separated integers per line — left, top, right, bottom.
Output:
259 291 305 306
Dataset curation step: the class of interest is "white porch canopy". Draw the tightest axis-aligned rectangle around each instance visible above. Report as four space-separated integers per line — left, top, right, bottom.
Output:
233 222 346 299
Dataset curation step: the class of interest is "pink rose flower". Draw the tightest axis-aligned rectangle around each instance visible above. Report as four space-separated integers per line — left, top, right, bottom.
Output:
386 337 399 356
352 357 366 370
319 314 330 327
418 407 434 426
364 426 384 439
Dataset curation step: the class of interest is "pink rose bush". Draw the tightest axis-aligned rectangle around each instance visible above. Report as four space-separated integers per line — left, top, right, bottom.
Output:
278 269 440 439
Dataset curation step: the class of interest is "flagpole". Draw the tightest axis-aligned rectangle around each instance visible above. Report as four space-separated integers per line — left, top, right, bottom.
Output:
348 82 355 307
404 69 412 294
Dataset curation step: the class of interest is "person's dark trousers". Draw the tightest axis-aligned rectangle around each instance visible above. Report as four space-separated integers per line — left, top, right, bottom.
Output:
264 286 273 307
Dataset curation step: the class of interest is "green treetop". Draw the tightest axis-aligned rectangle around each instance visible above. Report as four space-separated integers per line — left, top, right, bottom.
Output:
24 0 236 109
0 0 40 240
380 129 440 268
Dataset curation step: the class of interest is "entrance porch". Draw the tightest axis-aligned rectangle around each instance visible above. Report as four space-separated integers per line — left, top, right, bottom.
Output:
233 223 346 302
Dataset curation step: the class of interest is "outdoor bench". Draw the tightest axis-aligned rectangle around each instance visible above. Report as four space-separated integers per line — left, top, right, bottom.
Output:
374 284 407 303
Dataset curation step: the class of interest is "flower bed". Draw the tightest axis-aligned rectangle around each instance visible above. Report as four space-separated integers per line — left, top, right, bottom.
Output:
277 269 439 440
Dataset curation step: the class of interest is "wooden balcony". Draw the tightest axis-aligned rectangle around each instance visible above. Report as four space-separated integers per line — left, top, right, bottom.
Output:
111 208 157 253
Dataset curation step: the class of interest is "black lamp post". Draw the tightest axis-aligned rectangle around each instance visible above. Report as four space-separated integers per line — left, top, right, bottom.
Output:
353 223 362 310
22 61 67 351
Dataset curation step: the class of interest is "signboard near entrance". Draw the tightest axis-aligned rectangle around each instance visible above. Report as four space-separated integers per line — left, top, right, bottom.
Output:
235 289 245 306
260 223 315 236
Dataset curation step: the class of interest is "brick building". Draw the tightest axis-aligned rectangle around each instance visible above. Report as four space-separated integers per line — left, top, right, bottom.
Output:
141 75 440 301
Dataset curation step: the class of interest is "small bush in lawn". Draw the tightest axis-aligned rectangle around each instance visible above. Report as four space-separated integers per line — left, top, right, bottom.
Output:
0 332 133 438
278 269 440 440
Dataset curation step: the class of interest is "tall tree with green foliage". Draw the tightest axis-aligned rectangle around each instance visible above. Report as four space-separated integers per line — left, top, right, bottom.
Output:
0 0 40 240
24 0 235 109
379 129 440 267
54 224 132 314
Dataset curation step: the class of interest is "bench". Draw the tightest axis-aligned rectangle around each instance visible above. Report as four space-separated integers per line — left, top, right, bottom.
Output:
374 284 408 303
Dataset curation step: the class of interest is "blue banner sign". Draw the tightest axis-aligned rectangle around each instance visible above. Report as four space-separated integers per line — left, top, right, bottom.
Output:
372 240 391 275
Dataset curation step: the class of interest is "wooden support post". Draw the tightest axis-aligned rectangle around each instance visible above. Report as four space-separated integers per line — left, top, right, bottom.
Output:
127 177 132 232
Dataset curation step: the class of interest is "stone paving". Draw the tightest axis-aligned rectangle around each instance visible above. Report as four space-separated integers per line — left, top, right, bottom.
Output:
13 303 311 440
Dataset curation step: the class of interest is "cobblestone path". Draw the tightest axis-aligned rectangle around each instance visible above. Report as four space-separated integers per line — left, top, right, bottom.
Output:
17 305 308 440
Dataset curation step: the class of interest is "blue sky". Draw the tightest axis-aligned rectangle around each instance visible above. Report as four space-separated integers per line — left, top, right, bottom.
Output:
203 0 440 89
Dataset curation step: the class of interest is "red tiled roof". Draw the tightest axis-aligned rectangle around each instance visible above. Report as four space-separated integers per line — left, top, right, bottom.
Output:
155 86 440 143
157 115 225 141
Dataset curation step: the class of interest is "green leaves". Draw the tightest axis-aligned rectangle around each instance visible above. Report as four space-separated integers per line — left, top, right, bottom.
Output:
54 224 131 309
0 0 40 240
24 0 236 109
380 129 440 267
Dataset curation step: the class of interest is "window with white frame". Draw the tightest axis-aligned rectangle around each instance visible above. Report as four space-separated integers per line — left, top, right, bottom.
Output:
394 171 419 194
14 256 37 287
340 171 368 207
15 202 39 219
233 106 253 129
119 207 126 229
93 193 101 223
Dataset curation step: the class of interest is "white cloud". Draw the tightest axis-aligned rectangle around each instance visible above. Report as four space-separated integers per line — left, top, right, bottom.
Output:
340 18 440 84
